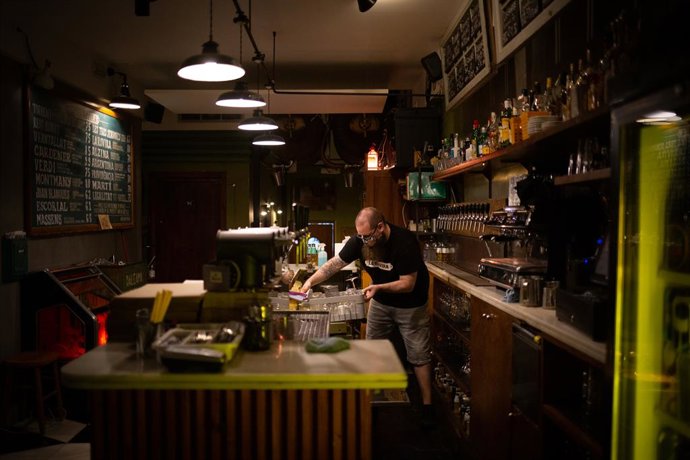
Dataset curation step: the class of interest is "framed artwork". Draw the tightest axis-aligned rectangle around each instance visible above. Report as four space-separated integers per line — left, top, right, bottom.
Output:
492 0 571 64
442 0 492 111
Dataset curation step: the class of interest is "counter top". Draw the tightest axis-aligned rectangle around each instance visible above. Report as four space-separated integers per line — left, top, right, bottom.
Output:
427 262 607 364
61 340 407 391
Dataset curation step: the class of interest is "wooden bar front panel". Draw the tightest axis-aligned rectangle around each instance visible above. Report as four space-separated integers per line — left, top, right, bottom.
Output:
88 388 373 460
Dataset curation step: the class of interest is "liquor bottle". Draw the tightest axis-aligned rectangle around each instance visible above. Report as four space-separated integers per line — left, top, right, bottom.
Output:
487 112 499 152
552 71 566 119
478 126 489 156
575 58 588 116
584 49 602 111
531 81 542 111
566 62 578 120
511 105 522 144
471 119 480 156
542 77 555 115
518 88 530 114
464 136 473 161
500 99 512 147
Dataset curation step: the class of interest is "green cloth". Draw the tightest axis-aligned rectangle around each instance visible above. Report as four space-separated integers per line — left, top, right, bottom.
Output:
305 337 351 353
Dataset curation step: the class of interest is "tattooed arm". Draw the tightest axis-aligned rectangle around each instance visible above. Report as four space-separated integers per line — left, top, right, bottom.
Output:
299 256 348 293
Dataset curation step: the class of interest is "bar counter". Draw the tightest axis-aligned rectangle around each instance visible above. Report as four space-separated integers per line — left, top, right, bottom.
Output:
427 262 607 363
62 340 406 460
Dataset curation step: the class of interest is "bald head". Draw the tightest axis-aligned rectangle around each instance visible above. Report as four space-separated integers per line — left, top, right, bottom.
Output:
356 207 385 229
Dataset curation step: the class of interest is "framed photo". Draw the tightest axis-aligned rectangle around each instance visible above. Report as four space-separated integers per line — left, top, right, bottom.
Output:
492 0 571 64
442 0 491 111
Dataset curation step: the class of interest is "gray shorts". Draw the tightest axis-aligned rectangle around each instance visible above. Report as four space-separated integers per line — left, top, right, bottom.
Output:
365 298 431 366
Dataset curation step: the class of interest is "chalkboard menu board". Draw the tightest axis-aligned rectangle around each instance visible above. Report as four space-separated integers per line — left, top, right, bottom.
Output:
441 0 491 111
492 0 570 64
26 86 134 235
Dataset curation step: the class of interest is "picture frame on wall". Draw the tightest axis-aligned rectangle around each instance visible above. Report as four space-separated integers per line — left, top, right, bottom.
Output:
441 0 491 111
492 0 571 64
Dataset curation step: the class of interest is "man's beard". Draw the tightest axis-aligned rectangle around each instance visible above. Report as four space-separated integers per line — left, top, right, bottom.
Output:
362 233 387 261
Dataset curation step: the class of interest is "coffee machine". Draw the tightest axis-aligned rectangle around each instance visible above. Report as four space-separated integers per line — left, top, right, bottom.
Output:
548 187 612 341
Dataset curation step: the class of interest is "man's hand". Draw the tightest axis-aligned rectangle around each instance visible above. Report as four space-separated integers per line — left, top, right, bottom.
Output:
298 280 311 293
362 284 379 301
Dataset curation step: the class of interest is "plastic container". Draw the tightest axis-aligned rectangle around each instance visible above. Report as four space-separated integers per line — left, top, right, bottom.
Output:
318 243 328 267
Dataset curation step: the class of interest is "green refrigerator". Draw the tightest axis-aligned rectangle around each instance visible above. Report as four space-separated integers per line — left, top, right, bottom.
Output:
612 82 690 459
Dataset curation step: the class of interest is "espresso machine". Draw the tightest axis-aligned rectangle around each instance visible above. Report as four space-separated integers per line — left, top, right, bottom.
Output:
205 227 295 291
477 172 553 292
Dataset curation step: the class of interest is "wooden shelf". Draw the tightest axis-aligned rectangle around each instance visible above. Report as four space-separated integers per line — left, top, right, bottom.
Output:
434 350 471 394
553 168 611 186
432 108 610 182
433 310 471 345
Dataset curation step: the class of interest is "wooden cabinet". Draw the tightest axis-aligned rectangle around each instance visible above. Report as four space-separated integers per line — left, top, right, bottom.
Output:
470 296 513 460
363 170 405 227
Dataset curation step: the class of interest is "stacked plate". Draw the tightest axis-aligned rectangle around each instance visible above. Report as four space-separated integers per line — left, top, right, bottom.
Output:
527 115 561 135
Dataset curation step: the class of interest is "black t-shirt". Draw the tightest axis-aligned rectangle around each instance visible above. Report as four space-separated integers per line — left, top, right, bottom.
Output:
339 223 429 308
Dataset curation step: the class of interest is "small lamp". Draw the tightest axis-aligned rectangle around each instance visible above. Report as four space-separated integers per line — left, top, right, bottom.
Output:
107 67 140 110
366 144 378 170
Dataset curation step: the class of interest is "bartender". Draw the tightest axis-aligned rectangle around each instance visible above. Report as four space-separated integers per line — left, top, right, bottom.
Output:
299 207 434 428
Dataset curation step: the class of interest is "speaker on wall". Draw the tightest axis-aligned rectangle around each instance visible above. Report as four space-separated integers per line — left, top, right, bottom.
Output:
144 102 165 124
421 52 443 83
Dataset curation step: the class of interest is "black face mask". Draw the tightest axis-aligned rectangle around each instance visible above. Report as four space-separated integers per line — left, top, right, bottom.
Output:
361 231 387 261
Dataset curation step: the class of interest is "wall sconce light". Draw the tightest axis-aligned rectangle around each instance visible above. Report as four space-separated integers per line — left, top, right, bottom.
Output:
177 0 245 82
107 67 141 109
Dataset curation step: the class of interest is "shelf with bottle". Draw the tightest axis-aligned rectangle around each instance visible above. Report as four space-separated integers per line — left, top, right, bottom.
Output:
433 359 471 440
432 317 471 392
553 167 611 186
433 106 610 182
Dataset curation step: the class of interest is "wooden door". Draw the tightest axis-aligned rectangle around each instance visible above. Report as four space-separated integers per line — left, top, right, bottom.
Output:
470 297 513 460
363 170 405 227
149 172 226 282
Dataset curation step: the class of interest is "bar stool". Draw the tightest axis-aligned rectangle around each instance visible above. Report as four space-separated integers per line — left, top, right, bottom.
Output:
2 351 65 434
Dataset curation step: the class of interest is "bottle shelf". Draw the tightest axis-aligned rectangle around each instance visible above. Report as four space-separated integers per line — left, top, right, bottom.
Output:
432 383 468 441
432 107 610 182
433 350 471 394
553 168 611 186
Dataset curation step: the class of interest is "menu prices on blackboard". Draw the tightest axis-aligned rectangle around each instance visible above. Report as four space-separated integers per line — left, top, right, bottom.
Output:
27 86 134 234
493 0 571 64
442 0 490 109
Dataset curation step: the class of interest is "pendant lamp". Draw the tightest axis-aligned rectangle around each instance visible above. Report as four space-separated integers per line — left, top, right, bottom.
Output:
216 81 266 108
253 133 286 146
177 0 245 82
216 26 264 107
238 109 279 131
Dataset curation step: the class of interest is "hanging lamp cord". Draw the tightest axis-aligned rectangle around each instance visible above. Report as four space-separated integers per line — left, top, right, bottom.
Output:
208 0 214 41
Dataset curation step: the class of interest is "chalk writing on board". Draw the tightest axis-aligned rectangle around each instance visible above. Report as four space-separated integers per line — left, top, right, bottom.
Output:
27 86 134 235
